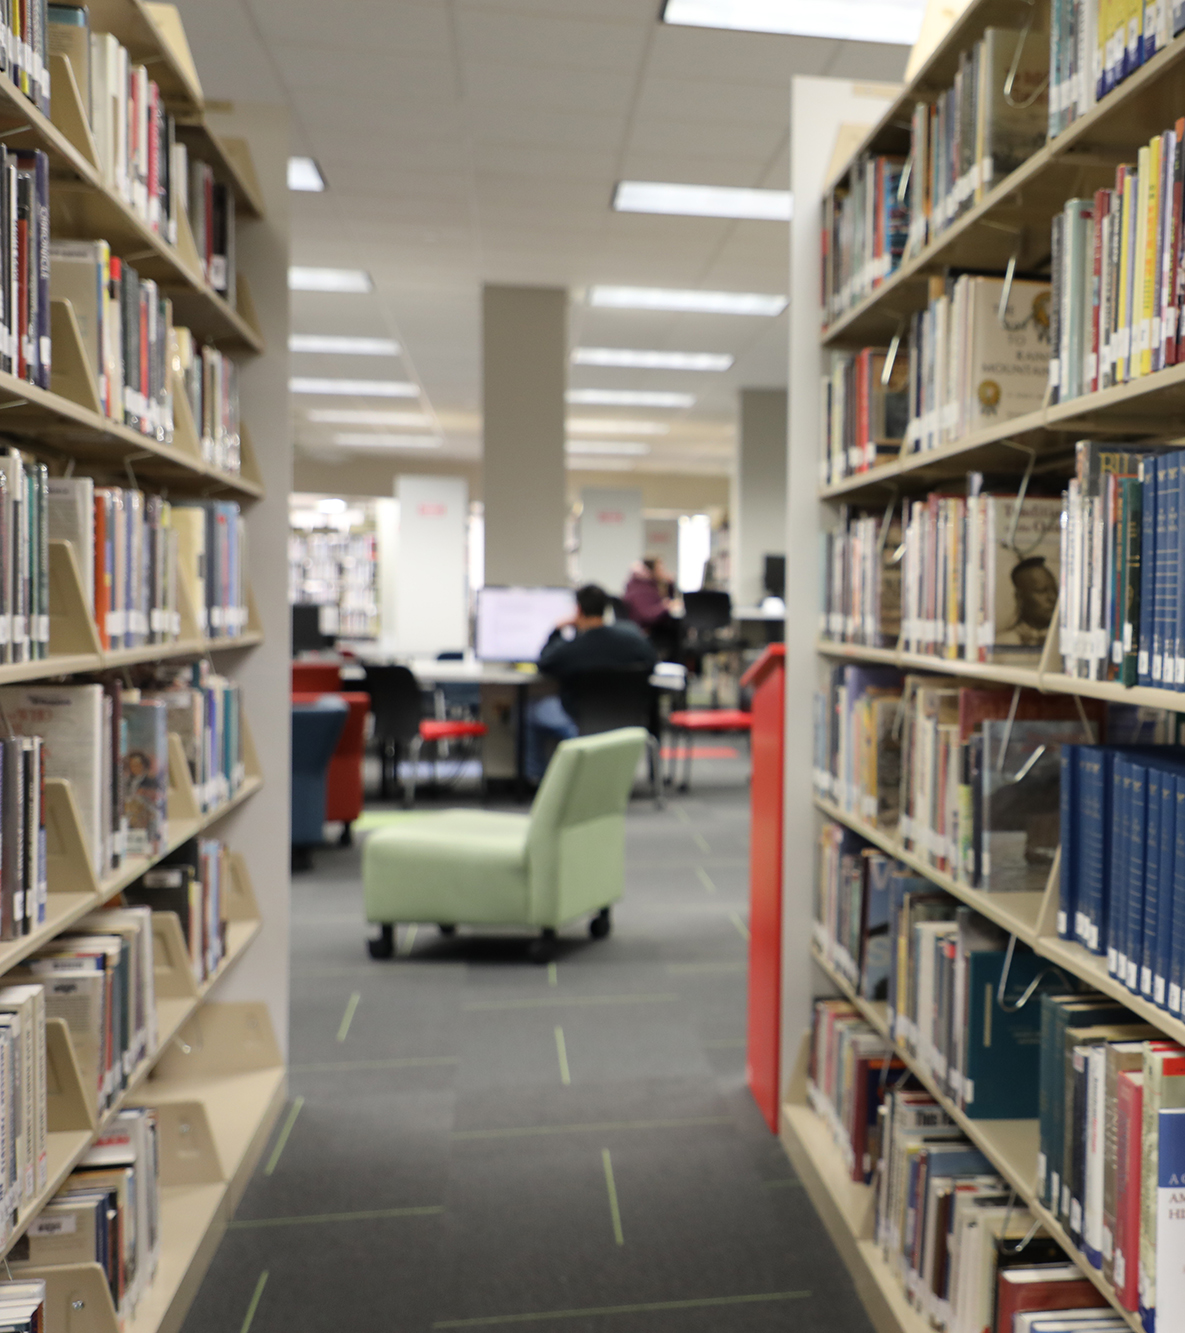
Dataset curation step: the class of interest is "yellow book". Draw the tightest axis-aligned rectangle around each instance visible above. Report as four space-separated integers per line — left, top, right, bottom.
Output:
1131 145 1150 380
1117 167 1135 384
1140 136 1161 377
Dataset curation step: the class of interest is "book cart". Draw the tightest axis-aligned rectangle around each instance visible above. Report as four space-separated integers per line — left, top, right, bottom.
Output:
780 11 1185 1333
0 5 291 1331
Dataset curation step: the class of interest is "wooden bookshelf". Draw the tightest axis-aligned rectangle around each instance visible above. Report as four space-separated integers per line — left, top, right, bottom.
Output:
783 4 1185 1328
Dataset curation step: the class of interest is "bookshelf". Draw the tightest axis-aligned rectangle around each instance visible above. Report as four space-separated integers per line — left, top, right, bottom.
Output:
0 6 292 1331
784 9 1185 1330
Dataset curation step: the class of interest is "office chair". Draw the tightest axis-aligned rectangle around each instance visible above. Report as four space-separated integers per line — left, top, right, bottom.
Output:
362 665 423 800
563 668 663 808
681 590 733 649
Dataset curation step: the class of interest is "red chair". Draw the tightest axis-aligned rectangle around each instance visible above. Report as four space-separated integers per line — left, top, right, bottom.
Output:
406 719 488 808
292 690 369 843
293 662 342 693
665 708 752 793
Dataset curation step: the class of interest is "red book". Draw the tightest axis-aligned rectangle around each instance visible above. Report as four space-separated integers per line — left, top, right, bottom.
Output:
146 83 160 233
93 491 109 650
1114 1068 1143 1310
994 1266 1108 1333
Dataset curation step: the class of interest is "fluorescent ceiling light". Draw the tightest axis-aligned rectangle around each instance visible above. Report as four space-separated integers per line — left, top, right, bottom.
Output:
288 267 373 293
614 181 792 221
588 286 786 316
333 433 441 449
289 334 400 356
306 409 431 426
565 441 651 456
566 389 695 408
290 378 419 397
567 457 636 471
661 0 925 45
287 157 325 192
567 418 669 435
574 347 733 372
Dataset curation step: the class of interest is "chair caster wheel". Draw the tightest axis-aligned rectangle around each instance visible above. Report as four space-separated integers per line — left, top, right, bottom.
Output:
589 908 611 940
528 928 557 964
438 924 457 937
368 925 395 959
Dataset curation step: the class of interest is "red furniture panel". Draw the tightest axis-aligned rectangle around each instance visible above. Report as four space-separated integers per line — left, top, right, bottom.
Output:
292 662 342 693
740 645 785 1132
667 709 752 732
419 719 488 743
292 690 369 827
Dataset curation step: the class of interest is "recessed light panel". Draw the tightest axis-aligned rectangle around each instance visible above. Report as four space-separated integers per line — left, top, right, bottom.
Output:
566 418 670 435
566 389 695 408
332 433 442 449
661 0 925 45
287 157 325 192
306 409 432 426
290 378 419 397
588 286 786 316
289 334 400 356
574 348 733 372
565 441 652 456
288 267 373 293
613 181 792 221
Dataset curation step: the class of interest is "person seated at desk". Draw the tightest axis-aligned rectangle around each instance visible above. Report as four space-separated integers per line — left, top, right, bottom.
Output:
527 583 658 782
623 557 681 660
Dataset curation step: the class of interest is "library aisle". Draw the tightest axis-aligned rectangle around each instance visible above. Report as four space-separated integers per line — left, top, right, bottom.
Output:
178 758 870 1333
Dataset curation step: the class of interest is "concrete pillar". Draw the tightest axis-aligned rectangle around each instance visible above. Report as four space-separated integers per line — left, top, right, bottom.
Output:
482 285 567 586
733 388 788 607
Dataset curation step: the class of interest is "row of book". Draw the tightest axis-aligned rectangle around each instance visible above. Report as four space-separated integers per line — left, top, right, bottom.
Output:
7 0 50 117
904 28 1049 260
287 529 380 640
810 1000 1125 1333
53 5 236 300
820 153 906 326
46 478 250 651
12 1107 160 1323
819 509 900 649
1050 0 1185 139
811 669 1180 895
819 347 908 485
0 146 48 391
176 329 241 474
1059 743 1185 1015
0 662 245 891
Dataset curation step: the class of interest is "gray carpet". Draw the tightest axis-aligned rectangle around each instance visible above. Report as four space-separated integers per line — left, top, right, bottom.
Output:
179 756 874 1333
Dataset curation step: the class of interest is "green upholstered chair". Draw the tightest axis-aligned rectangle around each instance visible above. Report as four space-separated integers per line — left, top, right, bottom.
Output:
363 727 648 962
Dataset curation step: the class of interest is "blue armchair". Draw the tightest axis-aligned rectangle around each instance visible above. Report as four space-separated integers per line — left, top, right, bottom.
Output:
291 696 348 869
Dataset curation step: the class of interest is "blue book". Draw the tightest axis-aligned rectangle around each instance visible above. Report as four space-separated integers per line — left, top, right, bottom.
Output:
1165 453 1182 688
1078 747 1111 954
1143 767 1163 1000
860 851 894 1001
1139 459 1157 686
963 948 1059 1119
1176 449 1185 691
1155 772 1178 1007
1171 776 1185 1017
1061 744 1078 941
1111 758 1133 979
1126 762 1149 993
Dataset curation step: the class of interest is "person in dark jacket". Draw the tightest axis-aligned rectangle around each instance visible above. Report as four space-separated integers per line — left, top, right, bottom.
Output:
527 583 657 780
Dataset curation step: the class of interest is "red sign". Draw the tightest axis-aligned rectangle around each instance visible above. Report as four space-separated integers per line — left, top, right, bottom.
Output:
598 511 624 523
418 503 447 517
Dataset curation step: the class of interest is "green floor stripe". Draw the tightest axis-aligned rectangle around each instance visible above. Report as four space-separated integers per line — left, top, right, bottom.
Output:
453 1116 731 1142
431 1289 811 1327
670 804 691 825
464 994 678 1012
336 992 361 1042
601 1149 623 1246
547 962 558 987
230 1206 443 1230
262 1097 304 1176
290 1056 457 1073
695 866 716 893
239 1271 268 1333
729 912 750 942
691 831 711 855
401 923 419 955
554 1026 571 1086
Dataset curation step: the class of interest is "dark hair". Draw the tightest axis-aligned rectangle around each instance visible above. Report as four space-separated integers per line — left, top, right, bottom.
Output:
642 557 658 575
1010 556 1050 586
575 584 608 618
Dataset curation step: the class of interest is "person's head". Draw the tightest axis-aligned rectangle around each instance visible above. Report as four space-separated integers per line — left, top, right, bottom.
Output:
643 555 670 583
1010 557 1058 629
574 584 608 630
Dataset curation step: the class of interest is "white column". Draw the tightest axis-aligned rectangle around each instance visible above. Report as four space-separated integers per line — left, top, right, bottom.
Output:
733 388 787 608
579 487 643 593
482 285 567 586
394 475 469 654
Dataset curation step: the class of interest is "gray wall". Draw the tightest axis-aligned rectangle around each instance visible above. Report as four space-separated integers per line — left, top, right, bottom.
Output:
734 389 787 607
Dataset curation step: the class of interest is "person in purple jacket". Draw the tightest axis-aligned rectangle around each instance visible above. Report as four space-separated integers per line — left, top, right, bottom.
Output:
623 557 680 660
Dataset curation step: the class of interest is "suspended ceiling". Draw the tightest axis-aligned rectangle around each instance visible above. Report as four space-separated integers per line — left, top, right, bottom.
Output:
177 0 908 477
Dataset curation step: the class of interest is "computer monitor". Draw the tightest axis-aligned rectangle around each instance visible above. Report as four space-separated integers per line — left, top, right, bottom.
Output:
475 586 576 662
292 604 333 653
763 554 786 599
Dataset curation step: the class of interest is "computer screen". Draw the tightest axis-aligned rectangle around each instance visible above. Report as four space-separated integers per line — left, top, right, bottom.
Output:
763 554 786 598
475 586 576 662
